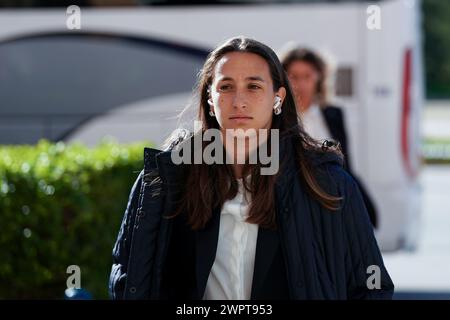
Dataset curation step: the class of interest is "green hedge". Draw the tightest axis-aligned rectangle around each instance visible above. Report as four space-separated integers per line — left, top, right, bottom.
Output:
423 137 450 164
0 139 151 299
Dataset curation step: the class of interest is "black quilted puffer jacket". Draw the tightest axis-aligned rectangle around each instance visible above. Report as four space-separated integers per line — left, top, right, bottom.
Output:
109 136 394 300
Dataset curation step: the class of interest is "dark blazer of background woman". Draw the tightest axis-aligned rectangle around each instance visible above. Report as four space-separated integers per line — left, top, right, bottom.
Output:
321 104 378 228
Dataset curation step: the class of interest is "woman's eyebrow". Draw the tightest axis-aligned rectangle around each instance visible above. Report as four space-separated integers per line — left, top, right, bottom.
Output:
217 76 233 82
246 76 265 82
217 76 265 82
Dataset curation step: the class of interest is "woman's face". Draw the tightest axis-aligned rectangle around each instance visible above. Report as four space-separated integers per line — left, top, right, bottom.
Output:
286 60 319 103
209 52 286 133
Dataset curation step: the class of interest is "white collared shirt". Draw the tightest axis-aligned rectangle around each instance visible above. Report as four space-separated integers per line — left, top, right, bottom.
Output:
203 178 259 300
301 103 332 141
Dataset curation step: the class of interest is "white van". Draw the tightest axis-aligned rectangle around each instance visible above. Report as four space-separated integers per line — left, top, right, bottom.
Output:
0 0 424 251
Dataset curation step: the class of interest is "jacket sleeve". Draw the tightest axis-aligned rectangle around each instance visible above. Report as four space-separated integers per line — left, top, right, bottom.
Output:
108 170 143 300
342 172 394 299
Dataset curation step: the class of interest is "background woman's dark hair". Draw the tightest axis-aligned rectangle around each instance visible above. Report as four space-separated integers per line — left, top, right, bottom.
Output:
169 36 342 231
280 47 329 107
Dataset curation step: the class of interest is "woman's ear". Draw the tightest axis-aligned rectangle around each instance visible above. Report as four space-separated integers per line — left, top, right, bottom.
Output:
276 87 287 104
207 98 215 117
207 87 215 112
206 86 213 105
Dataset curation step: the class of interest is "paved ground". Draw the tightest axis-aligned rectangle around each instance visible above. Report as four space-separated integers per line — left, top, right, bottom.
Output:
383 101 450 299
383 165 450 299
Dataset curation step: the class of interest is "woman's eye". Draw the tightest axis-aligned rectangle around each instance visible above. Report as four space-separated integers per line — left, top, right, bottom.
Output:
219 84 232 91
249 84 261 90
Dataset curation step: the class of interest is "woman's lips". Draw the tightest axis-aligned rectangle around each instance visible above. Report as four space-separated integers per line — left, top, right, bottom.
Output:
229 115 253 119
229 116 253 123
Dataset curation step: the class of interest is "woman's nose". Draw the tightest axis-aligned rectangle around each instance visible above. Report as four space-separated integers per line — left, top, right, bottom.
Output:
232 92 247 109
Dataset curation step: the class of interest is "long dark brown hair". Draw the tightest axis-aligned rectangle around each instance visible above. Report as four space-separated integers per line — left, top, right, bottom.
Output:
167 36 342 231
280 47 329 107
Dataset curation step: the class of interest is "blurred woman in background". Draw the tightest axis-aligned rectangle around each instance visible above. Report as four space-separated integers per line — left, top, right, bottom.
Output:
281 48 378 229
